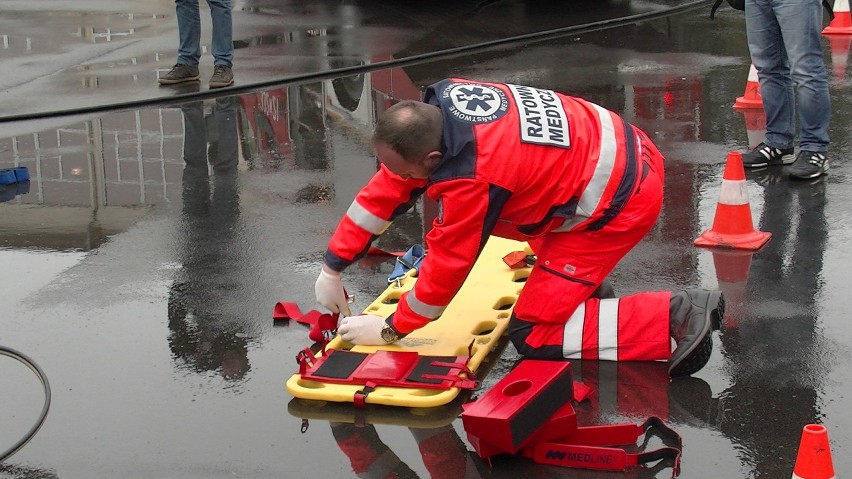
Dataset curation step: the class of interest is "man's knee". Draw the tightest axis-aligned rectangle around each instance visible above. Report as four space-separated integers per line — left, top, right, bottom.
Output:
508 314 564 360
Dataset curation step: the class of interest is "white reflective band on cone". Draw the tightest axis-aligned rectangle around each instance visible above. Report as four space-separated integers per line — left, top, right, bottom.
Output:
718 179 749 206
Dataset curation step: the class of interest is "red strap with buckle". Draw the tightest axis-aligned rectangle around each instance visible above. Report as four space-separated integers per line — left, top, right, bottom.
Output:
273 302 339 344
527 417 682 477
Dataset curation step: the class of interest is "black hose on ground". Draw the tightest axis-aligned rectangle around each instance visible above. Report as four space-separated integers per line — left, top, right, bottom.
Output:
0 345 51 463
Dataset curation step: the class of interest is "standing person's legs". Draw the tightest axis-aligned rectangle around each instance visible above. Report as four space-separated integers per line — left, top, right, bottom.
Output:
746 0 795 149
775 0 830 152
206 0 234 67
176 0 203 67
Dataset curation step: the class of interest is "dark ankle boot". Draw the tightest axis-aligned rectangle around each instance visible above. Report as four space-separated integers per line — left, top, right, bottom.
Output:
668 289 725 377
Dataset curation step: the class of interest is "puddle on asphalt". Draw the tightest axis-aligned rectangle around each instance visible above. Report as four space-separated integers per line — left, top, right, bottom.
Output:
0 248 86 303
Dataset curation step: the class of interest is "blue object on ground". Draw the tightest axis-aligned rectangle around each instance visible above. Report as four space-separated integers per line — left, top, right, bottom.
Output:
0 169 16 185
0 167 29 185
13 167 29 182
0 167 31 201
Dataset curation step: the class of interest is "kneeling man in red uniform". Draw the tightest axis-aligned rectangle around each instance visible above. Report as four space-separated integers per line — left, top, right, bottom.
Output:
314 78 724 377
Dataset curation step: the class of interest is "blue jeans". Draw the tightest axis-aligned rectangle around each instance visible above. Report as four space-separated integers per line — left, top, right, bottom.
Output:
176 0 233 67
746 0 830 152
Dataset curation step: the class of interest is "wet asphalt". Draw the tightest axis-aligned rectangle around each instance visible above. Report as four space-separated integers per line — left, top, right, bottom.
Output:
2 0 852 478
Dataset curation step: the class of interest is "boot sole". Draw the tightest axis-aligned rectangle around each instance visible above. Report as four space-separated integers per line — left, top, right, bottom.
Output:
669 291 725 377
158 75 200 85
209 79 234 89
743 154 795 168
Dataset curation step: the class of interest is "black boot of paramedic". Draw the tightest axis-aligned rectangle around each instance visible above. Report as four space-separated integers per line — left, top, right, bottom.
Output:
668 289 725 377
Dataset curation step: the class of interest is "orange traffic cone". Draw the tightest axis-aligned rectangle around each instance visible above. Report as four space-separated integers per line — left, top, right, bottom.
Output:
791 424 835 479
739 108 767 149
694 152 772 250
711 249 754 329
734 64 764 110
823 0 852 35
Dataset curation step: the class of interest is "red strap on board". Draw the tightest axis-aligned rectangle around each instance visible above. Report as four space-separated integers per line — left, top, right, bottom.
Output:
273 302 339 344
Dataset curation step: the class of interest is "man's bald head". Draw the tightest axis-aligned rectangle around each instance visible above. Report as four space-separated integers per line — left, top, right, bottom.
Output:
372 100 443 162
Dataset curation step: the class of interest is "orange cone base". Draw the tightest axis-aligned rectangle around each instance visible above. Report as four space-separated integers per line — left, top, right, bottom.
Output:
823 23 852 35
823 26 852 34
734 96 764 110
694 229 772 250
734 80 764 110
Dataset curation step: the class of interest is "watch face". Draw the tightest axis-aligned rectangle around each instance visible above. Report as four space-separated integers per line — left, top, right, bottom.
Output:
381 324 398 343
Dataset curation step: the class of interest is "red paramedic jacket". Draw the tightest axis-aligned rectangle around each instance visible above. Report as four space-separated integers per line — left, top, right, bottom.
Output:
324 78 644 334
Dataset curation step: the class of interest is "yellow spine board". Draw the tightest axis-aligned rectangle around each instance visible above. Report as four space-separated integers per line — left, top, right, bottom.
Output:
286 237 531 408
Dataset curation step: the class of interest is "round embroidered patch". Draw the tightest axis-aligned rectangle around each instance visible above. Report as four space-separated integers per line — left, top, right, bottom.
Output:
441 82 509 124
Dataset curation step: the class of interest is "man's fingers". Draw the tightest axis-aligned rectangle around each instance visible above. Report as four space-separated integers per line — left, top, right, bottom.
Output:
338 318 350 332
337 317 353 339
338 320 354 342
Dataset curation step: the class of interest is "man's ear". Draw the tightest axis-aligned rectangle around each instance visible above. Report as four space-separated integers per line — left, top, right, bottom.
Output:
423 150 442 171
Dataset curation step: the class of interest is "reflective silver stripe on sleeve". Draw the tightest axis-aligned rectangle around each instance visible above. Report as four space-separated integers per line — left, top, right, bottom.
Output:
562 303 586 359
407 289 447 319
598 298 619 361
346 200 392 235
552 103 618 232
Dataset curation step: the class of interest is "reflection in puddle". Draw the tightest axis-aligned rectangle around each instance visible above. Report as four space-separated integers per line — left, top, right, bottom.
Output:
233 33 294 49
0 55 720 254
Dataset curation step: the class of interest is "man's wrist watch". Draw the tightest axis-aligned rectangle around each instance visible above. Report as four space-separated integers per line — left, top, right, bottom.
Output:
380 321 402 344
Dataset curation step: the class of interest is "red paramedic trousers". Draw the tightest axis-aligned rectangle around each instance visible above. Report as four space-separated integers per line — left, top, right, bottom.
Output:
510 135 671 362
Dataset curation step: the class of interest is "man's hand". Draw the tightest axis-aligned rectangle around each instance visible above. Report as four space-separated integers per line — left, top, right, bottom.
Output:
338 315 388 345
314 267 352 316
